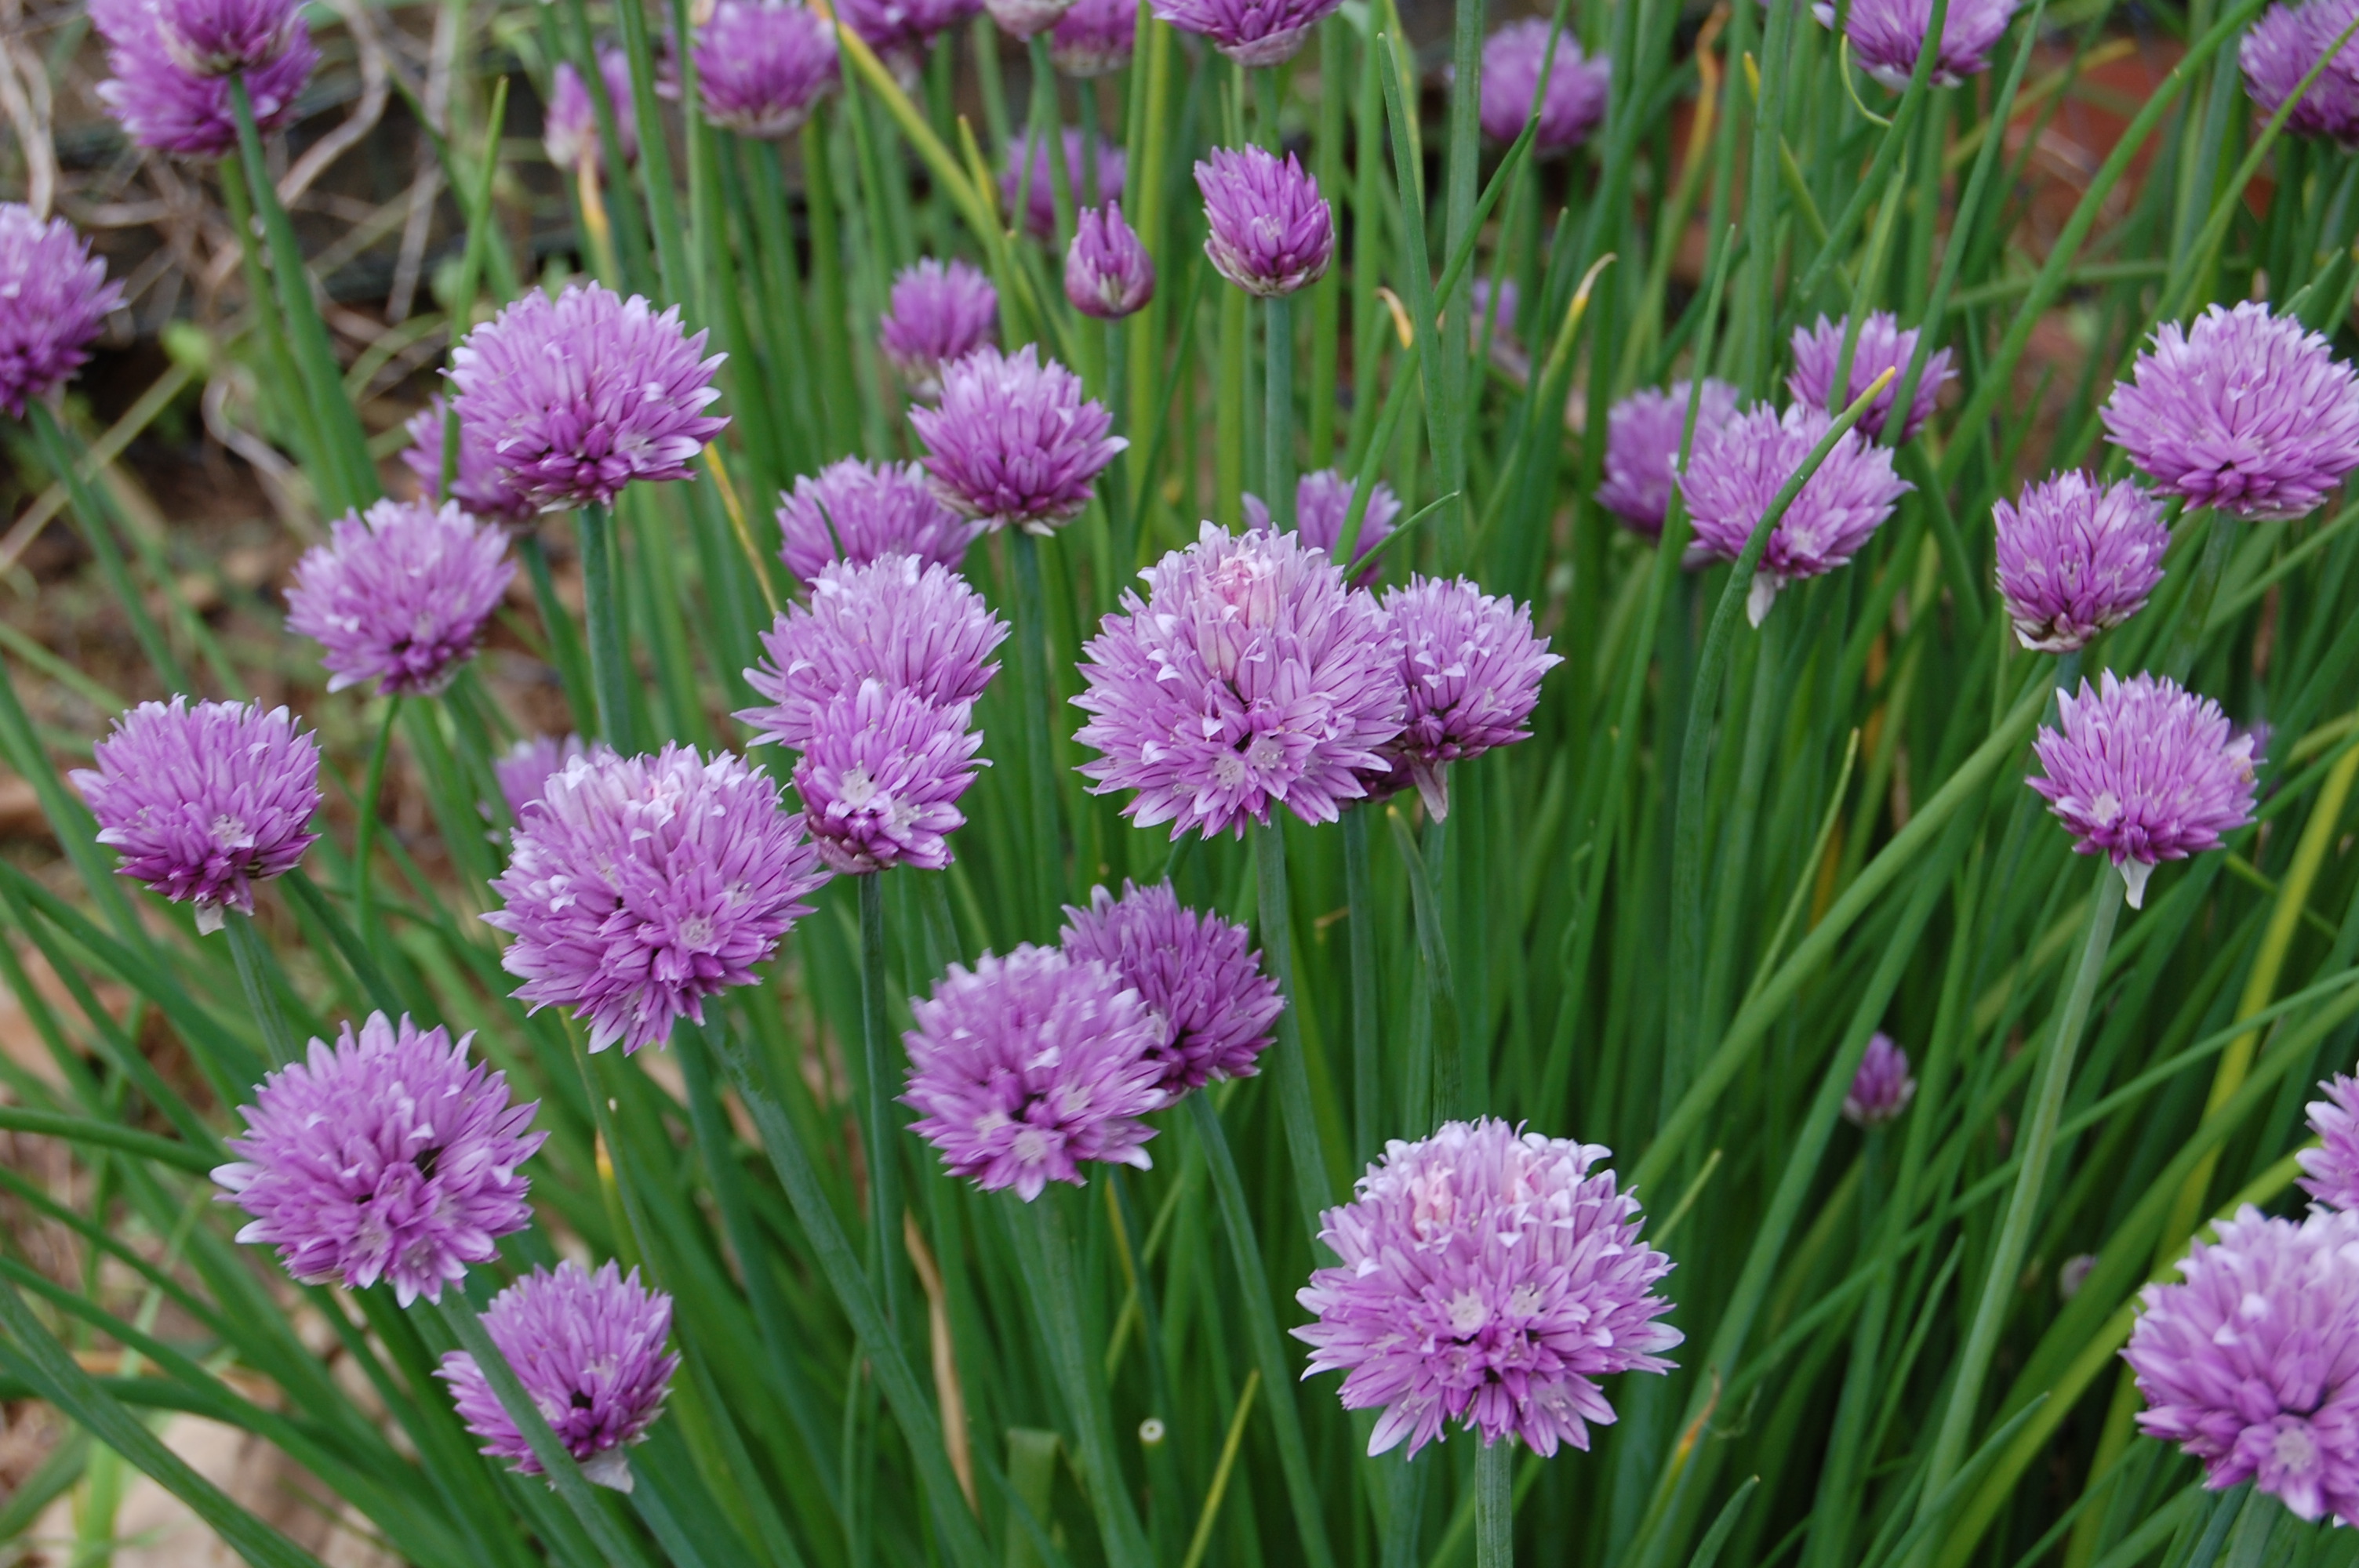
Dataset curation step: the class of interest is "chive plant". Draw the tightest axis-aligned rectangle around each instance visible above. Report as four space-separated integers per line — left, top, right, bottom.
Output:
10 0 2359 1560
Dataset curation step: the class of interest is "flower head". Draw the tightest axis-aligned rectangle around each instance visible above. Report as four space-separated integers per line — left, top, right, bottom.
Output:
1993 471 2170 652
0 205 125 419
694 1 838 137
438 1261 679 1492
1678 402 1913 623
1842 1033 1917 1126
835 0 984 79
2242 0 2359 147
448 282 727 513
401 397 539 525
2125 1205 2359 1523
495 734 609 825
545 49 639 172
74 699 321 932
1478 19 1612 152
794 681 985 873
213 1013 544 1306
1051 0 1136 74
1002 130 1128 241
901 945 1165 1200
1075 522 1404 837
776 457 974 582
285 499 514 696
1059 880 1281 1094
1197 145 1334 298
2103 302 2359 520
1366 577 1559 821
910 344 1125 532
484 746 827 1053
1066 202 1157 320
739 554 1008 746
2301 1074 2359 1213
147 0 301 74
90 0 316 158
1296 1118 1681 1458
1819 0 2017 88
1787 312 1953 442
987 0 1074 40
1598 379 1741 535
1150 0 1339 64
1243 468 1400 589
2030 671 2258 908
878 258 999 400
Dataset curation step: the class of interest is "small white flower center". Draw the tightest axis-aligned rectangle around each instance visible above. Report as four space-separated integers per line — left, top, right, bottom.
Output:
839 767 877 809
678 913 716 949
211 814 249 848
2274 1422 2320 1474
1447 1290 1488 1337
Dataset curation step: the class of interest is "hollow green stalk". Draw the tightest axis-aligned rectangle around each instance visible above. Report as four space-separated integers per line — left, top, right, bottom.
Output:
224 911 300 1067
1265 295 1295 530
1343 806 1381 1164
1476 1439 1512 1568
575 503 634 752
349 698 401 967
25 401 184 691
1253 818 1336 1238
858 872 904 1329
1009 531 1065 931
1911 863 2126 1547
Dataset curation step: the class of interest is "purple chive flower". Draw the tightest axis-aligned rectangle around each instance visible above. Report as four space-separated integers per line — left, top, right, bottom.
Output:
1993 471 2171 653
2301 1074 2359 1213
545 49 640 172
284 499 515 697
1150 0 1339 64
213 1013 544 1307
2030 671 2259 909
1787 312 1954 442
149 0 299 75
901 944 1166 1200
1065 202 1157 320
739 554 1009 746
776 457 975 582
1197 145 1334 299
1058 880 1282 1095
1296 1118 1681 1458
1003 130 1129 241
836 0 984 81
910 344 1126 532
484 745 828 1053
401 398 539 527
1478 19 1612 153
987 0 1074 42
1841 1033 1917 1127
449 282 727 514
74 699 321 933
495 733 608 824
0 205 125 419
1818 0 2018 88
2103 301 2359 521
1678 402 1914 624
2125 1205 2359 1524
1051 0 1137 74
794 681 985 873
693 1 838 138
1244 469 1401 590
1369 577 1560 822
1073 521 1406 838
2243 0 2359 147
878 258 1000 400
89 0 315 158
438 1261 680 1492
1598 379 1742 535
